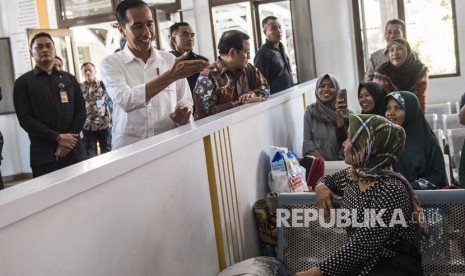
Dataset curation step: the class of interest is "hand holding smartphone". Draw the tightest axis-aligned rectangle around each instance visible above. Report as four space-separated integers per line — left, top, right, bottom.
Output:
336 89 348 117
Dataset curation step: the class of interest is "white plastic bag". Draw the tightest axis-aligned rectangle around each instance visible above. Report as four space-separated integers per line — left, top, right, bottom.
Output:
268 147 308 193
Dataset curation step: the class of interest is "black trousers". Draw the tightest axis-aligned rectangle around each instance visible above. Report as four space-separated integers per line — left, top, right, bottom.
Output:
32 158 82 178
82 129 110 158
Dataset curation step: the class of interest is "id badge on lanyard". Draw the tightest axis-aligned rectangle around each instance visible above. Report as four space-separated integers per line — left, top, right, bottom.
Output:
58 82 68 103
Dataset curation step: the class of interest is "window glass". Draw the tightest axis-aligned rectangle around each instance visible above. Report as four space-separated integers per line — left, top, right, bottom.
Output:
211 2 256 58
156 9 181 51
358 0 398 72
257 1 298 83
357 0 458 77
404 0 458 76
59 0 113 20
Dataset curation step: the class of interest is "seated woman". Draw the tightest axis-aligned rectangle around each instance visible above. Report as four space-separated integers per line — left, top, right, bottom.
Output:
296 114 426 276
386 91 448 189
358 81 387 116
336 81 387 145
374 38 428 112
303 73 344 160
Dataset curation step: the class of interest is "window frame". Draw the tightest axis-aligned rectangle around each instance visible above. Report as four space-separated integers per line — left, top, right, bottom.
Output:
352 0 460 80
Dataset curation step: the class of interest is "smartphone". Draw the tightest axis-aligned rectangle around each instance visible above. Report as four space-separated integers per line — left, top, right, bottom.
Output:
337 89 347 103
336 89 348 117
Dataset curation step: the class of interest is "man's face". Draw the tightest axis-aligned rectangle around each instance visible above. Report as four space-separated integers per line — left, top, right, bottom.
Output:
30 36 55 65
119 5 155 54
54 58 63 71
264 19 282 45
81 64 96 83
172 25 195 53
384 23 403 42
231 40 250 71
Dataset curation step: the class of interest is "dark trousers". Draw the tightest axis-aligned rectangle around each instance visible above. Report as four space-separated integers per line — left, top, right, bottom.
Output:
82 129 110 158
32 158 82 178
0 169 3 190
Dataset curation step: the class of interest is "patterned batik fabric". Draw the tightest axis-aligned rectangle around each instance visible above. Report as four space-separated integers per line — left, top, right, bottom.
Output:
80 80 111 131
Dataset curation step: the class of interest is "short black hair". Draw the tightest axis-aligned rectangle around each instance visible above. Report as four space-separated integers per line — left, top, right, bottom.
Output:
217 30 250 55
169 22 190 36
385 19 406 34
115 0 150 26
30 32 54 49
81 62 95 70
55 56 63 63
262 16 277 28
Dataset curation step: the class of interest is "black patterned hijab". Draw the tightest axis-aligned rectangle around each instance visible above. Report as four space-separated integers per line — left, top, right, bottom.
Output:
309 74 340 125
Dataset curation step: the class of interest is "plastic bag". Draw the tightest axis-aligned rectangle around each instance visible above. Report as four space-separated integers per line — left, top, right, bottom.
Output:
268 147 308 193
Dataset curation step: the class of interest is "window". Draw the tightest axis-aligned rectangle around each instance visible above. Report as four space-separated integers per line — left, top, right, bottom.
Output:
211 2 256 58
355 0 459 79
404 0 458 77
256 1 298 82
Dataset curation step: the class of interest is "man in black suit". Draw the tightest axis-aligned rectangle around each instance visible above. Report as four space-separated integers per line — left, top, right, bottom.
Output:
13 32 86 178
169 22 209 93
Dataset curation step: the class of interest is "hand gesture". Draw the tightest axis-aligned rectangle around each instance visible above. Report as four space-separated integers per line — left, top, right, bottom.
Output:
315 183 342 218
238 92 266 104
169 52 209 80
55 144 71 160
335 97 347 117
57 133 79 149
170 104 192 125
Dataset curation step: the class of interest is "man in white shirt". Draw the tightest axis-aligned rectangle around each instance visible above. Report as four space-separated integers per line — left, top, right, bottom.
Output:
100 0 208 149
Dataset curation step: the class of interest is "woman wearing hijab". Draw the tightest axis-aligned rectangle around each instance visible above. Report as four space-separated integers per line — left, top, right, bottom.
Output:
296 114 426 276
385 91 447 189
358 82 387 116
336 82 387 145
303 73 345 160
374 38 428 112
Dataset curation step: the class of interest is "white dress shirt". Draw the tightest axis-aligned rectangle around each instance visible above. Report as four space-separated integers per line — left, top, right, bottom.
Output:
100 45 193 149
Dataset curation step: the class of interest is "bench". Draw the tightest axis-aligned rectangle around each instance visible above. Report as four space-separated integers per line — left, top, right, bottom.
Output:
277 190 465 275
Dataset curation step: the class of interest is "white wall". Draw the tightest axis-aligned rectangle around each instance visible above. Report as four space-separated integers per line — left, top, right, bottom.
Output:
0 82 314 275
309 0 360 112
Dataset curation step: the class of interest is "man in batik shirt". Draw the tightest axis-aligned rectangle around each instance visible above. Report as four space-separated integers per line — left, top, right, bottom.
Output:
80 62 111 157
193 30 270 120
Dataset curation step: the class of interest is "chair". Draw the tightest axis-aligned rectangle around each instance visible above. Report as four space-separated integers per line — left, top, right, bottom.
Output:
433 129 451 184
433 129 445 153
446 128 465 170
425 113 438 130
277 191 465 275
426 102 452 116
324 161 349 175
442 114 465 134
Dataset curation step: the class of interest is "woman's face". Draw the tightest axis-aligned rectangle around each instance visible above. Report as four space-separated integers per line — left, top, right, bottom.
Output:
343 137 354 165
358 87 375 113
388 42 408 67
385 98 406 126
317 77 336 103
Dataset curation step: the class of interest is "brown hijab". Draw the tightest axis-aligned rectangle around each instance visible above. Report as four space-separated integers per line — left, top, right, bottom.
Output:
376 38 428 92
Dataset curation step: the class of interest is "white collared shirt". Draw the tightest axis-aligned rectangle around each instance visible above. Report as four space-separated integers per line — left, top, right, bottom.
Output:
100 45 192 149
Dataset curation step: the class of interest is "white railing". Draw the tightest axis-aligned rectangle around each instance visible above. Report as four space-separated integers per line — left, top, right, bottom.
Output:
0 80 317 276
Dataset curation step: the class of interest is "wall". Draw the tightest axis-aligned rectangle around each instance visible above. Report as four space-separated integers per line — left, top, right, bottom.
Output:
0 81 314 275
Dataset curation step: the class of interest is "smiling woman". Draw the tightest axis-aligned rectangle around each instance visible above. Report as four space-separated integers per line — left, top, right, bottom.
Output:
373 38 428 112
